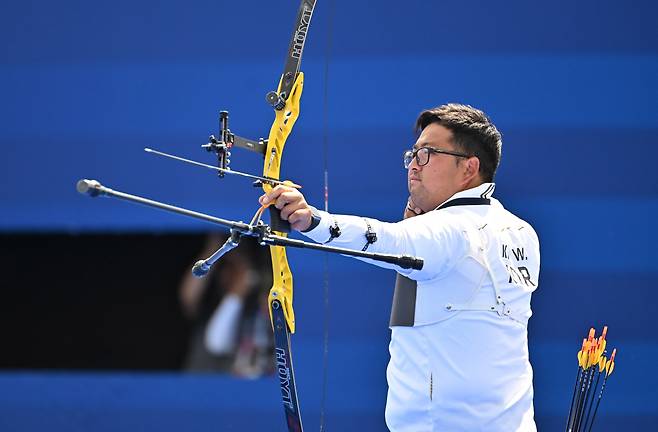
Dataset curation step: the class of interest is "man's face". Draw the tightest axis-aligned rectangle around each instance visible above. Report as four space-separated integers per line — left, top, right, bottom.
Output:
407 123 466 212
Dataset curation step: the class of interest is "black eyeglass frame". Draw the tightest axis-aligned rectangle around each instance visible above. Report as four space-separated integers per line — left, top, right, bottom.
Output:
403 147 472 169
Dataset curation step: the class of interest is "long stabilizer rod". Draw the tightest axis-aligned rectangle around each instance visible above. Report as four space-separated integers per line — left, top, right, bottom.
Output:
76 179 249 231
76 179 424 271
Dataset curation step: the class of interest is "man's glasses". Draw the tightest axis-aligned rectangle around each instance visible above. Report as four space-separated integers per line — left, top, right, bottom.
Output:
403 147 471 169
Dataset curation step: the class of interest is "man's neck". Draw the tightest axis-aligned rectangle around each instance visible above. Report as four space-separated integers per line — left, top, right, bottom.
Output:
463 178 484 191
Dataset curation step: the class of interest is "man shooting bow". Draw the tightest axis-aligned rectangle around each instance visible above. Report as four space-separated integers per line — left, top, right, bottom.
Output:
260 103 540 431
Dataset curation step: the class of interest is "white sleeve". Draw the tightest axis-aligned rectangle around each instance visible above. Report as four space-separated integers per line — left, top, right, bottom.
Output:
204 294 244 355
302 210 467 281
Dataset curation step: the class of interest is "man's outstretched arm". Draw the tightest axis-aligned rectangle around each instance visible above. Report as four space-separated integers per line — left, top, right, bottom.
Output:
259 186 465 281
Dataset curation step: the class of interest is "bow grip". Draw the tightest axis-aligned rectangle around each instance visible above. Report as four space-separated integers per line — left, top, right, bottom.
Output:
269 206 291 233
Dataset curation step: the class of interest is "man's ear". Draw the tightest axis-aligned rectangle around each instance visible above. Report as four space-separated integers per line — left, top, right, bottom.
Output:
463 156 480 183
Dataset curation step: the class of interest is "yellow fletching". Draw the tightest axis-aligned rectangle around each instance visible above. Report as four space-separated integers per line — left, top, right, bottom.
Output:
574 328 613 373
606 348 617 376
608 361 615 376
598 355 606 372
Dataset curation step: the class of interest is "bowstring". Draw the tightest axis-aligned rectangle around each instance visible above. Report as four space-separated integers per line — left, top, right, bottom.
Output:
319 0 335 430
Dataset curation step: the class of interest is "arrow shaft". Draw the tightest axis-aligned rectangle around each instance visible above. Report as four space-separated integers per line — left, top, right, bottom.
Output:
144 148 300 188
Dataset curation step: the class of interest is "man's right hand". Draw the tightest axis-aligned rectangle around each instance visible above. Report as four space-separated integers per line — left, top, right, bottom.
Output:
259 185 313 232
403 197 425 220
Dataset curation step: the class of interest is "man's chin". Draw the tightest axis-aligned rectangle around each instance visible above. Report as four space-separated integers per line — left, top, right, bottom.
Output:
408 192 424 207
409 184 427 199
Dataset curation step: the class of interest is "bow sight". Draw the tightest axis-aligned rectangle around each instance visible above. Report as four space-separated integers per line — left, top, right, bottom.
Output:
202 110 268 180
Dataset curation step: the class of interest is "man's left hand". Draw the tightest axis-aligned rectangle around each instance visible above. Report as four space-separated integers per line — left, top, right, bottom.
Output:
259 186 313 232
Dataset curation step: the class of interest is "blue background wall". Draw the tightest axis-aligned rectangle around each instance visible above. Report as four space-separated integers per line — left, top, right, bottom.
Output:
1 0 657 430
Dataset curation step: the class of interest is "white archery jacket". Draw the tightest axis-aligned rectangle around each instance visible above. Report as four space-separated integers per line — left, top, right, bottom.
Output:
303 183 540 431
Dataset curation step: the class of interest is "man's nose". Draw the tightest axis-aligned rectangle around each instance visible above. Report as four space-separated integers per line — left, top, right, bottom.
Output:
408 157 421 171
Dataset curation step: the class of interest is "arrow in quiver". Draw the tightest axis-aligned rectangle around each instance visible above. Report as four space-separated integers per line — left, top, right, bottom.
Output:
564 326 617 432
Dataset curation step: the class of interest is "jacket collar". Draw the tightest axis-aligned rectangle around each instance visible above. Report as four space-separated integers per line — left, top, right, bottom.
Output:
434 183 495 211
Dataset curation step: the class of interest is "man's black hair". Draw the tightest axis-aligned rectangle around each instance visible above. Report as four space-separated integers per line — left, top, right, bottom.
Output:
415 103 502 182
